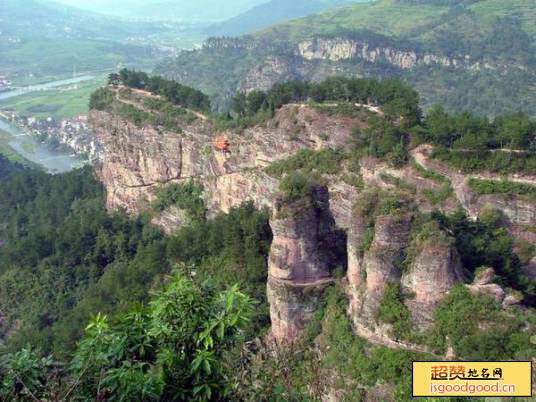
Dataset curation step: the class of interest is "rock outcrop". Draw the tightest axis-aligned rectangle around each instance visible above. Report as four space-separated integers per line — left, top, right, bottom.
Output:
401 227 464 327
89 91 357 220
88 90 534 348
298 38 465 70
267 186 342 342
347 199 413 337
467 267 524 308
412 145 536 244
467 267 505 302
240 57 300 93
347 196 464 340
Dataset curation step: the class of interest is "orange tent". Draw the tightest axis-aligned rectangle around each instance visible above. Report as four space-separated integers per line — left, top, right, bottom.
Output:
214 135 230 152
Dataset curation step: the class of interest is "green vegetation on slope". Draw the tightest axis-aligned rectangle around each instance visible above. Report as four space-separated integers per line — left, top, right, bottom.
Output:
206 0 359 37
156 0 536 117
229 76 420 124
0 154 23 178
431 284 536 361
432 208 534 298
232 274 536 401
469 178 536 202
0 161 272 358
266 148 345 178
152 181 206 222
1 270 256 401
0 153 534 399
260 0 536 55
112 69 211 112
420 106 536 150
92 72 536 179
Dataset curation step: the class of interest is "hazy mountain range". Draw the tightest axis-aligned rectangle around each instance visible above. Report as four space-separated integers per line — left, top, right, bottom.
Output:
49 0 268 21
205 0 367 36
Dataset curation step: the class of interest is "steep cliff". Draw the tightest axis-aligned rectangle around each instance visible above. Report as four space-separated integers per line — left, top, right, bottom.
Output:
89 87 535 346
297 37 466 69
267 186 341 342
90 87 358 219
346 191 465 345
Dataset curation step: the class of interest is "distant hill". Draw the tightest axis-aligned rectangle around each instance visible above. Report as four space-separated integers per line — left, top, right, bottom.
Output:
134 0 267 22
205 0 363 37
155 0 536 117
4 0 173 41
46 0 159 18
49 0 268 21
0 0 184 82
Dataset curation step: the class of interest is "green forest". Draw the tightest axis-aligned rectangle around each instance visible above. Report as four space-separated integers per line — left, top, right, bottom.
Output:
1 142 535 400
110 69 211 112
0 155 275 400
2 69 536 399
154 0 536 117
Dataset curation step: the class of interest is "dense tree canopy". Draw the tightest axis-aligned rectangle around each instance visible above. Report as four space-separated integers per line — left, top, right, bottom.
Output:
0 164 271 358
420 106 536 150
230 76 421 125
113 69 211 112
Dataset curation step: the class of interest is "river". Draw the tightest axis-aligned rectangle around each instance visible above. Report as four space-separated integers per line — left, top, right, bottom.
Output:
0 75 95 100
0 76 93 173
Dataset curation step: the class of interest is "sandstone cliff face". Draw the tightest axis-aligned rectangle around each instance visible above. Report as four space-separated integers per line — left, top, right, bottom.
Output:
90 98 357 219
239 37 503 94
412 145 536 243
401 233 463 327
347 199 464 341
347 210 411 334
90 108 218 212
240 57 300 94
298 38 471 69
267 187 341 342
90 94 534 345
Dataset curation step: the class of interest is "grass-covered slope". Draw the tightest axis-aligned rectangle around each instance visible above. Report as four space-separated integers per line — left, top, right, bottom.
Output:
205 0 363 37
260 0 536 46
155 0 536 116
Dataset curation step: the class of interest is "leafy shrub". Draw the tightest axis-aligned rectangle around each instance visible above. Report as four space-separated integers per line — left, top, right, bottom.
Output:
89 87 115 111
278 172 317 204
1 271 256 401
468 178 536 201
266 148 345 178
153 181 206 223
377 283 413 340
431 148 536 176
